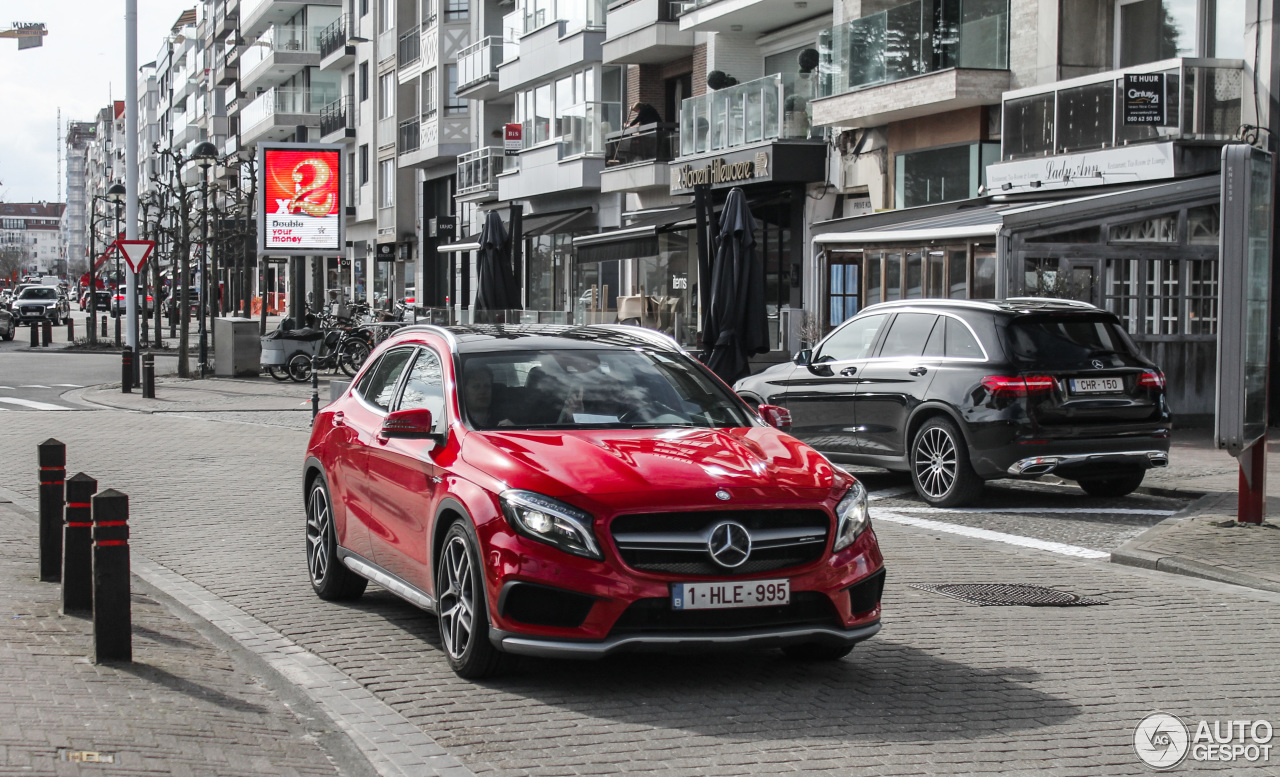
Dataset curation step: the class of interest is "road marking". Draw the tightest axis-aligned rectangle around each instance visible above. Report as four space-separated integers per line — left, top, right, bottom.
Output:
0 397 72 411
0 386 13 390
18 385 50 389
873 508 1110 559
898 505 1177 517
50 383 84 388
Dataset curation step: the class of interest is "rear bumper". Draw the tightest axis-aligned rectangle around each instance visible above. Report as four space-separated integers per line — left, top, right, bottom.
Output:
490 620 882 660
1007 449 1169 477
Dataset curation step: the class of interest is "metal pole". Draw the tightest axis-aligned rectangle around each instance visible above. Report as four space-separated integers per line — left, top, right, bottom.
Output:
125 0 140 376
199 168 210 377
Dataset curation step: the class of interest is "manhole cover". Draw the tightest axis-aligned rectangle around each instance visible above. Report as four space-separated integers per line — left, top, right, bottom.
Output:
910 583 1106 606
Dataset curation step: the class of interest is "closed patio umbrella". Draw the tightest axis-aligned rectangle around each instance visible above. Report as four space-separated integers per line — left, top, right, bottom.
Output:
701 187 768 385
475 210 521 321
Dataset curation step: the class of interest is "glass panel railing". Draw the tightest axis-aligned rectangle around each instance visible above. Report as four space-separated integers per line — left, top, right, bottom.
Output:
241 0 270 23
399 30 421 65
378 27 396 62
679 73 812 157
604 122 678 166
524 0 605 33
243 25 324 72
242 87 321 130
456 146 514 195
1000 59 1243 160
502 11 521 61
458 36 503 91
558 101 622 158
818 0 1009 99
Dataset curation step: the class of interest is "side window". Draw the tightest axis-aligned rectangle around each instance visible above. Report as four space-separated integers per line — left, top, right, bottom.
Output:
818 314 887 362
923 317 945 358
945 317 984 359
878 313 939 359
355 348 414 410
397 348 446 428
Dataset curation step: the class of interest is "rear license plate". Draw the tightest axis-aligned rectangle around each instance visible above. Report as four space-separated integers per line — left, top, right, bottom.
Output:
671 579 790 610
1069 377 1123 394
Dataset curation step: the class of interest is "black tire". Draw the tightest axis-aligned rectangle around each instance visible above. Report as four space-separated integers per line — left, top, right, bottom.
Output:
910 416 983 507
337 338 371 377
436 520 511 679
1077 471 1145 498
266 365 291 382
287 352 313 383
305 474 367 601
1 328 13 341
781 642 855 661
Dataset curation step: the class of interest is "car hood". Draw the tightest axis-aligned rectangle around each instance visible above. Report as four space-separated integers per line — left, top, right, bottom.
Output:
460 426 840 498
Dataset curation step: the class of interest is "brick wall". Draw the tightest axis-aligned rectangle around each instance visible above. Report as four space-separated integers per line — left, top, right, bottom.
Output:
626 65 667 118
692 43 707 96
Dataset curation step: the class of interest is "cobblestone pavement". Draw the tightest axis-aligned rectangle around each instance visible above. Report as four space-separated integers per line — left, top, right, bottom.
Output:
2 410 1278 775
0 499 349 777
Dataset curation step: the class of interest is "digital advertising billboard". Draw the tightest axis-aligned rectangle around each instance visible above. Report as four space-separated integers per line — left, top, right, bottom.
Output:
256 143 345 257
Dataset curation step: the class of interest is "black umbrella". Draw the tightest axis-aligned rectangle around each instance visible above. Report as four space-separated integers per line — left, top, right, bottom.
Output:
701 187 768 385
475 210 521 321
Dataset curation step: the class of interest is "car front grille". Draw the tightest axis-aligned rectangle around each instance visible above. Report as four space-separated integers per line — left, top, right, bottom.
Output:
20 306 43 316
610 509 830 577
609 592 840 634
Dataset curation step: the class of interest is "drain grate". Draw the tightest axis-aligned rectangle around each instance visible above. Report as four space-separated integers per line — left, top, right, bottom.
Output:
910 583 1107 607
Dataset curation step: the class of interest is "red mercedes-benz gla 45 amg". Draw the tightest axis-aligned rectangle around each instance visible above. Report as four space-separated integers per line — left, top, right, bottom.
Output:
303 324 885 678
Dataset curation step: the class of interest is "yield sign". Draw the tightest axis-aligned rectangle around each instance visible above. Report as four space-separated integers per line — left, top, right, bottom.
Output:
115 240 155 274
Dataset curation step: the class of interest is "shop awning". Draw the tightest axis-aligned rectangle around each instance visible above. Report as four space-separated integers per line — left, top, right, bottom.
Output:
813 204 1010 244
521 207 595 237
571 203 699 263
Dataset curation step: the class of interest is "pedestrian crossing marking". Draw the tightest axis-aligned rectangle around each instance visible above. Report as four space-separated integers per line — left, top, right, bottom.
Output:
0 397 71 411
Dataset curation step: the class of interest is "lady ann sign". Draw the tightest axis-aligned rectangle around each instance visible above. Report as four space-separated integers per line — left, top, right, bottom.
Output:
256 143 345 256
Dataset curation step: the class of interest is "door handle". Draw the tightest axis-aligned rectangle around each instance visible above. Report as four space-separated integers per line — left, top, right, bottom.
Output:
332 411 345 426
908 366 928 376
839 366 857 377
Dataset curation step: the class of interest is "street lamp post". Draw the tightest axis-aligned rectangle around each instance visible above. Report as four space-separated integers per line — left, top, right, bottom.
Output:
106 183 126 352
191 141 218 378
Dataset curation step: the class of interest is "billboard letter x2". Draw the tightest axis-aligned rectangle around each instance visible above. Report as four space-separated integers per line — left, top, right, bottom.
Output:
257 143 346 257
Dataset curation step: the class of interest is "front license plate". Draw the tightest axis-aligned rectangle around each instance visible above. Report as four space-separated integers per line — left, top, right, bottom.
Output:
1069 377 1123 394
671 579 790 610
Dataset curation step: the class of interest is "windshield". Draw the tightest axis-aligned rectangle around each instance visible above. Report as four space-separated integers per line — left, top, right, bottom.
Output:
19 288 57 300
458 349 753 430
1005 314 1143 368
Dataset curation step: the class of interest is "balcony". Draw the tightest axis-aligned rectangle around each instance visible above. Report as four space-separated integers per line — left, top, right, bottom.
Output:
241 0 341 42
810 0 1010 129
679 73 813 157
457 147 512 200
523 0 605 35
676 0 833 34
241 25 322 92
501 11 521 62
457 37 503 100
497 8 606 93
559 102 622 158
398 30 420 66
241 86 323 146
603 0 692 65
378 27 396 65
601 122 678 192
399 118 421 153
214 50 239 86
988 58 1244 191
214 2 238 40
320 96 355 141
319 14 357 70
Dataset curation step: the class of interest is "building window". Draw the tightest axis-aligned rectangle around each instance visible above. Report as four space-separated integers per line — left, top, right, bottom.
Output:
423 68 437 117
360 63 369 102
827 257 860 327
1103 258 1140 331
379 159 395 207
361 0 369 16
379 0 392 32
444 65 465 115
444 0 467 21
379 73 396 118
359 144 369 184
1185 258 1218 334
1144 259 1181 334
895 143 999 209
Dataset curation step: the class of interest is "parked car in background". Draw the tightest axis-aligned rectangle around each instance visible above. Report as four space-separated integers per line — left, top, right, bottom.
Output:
304 324 885 679
111 291 155 317
734 298 1170 506
81 290 112 313
163 287 201 320
0 307 14 340
10 286 70 326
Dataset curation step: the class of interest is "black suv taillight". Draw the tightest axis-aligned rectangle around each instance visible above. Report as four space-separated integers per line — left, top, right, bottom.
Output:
981 375 1056 396
1137 370 1166 390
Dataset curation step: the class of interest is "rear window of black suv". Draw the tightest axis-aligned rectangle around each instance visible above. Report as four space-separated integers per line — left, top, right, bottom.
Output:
1004 313 1142 368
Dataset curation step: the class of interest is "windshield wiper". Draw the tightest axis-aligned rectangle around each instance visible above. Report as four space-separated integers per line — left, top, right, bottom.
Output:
622 422 699 429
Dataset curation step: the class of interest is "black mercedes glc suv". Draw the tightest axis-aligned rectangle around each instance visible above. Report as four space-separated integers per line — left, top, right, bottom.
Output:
734 298 1171 507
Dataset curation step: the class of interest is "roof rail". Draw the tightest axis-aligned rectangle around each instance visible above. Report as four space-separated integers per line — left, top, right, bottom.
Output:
863 299 1004 313
392 324 460 351
1003 296 1099 309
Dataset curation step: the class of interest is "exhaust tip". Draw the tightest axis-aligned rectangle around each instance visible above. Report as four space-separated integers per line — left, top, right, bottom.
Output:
1147 452 1169 468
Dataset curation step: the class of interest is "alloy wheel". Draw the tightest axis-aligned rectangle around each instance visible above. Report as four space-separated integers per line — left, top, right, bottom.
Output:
438 535 475 660
306 485 331 584
914 426 958 499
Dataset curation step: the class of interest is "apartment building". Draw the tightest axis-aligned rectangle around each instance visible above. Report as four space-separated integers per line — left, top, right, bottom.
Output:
2 203 66 277
62 121 96 275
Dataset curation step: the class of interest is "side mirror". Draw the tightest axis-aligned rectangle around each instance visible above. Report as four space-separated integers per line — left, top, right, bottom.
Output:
758 404 792 431
806 353 835 377
379 408 445 445
793 348 813 366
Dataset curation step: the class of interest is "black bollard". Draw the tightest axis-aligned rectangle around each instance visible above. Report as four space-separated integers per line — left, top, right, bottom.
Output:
311 354 319 424
114 314 121 347
121 349 133 393
37 439 66 583
41 319 52 347
29 322 38 347
63 473 97 615
142 352 155 398
67 318 75 342
101 315 108 337
91 489 131 663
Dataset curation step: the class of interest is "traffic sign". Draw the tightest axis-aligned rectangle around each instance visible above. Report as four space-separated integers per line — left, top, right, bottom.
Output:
114 240 155 274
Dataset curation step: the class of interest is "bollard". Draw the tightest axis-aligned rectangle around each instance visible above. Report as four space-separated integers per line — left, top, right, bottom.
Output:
101 315 108 337
114 314 121 347
142 352 155 399
29 322 38 347
311 354 320 424
62 473 97 615
91 489 131 663
37 439 66 583
42 319 52 347
67 317 75 341
121 349 133 393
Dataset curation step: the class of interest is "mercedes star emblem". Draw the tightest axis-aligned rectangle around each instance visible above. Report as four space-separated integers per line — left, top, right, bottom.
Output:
1091 359 1105 370
708 521 751 568
715 489 731 501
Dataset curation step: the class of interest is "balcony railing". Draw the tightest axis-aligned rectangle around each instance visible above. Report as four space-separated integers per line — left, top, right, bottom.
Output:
559 101 622 158
242 24 323 74
679 73 812 157
457 37 503 91
523 0 605 34
378 28 396 63
399 30 421 65
1001 58 1244 161
320 96 354 137
242 86 322 130
399 117 421 152
319 14 352 59
604 122 678 166
817 0 1009 99
457 146 512 195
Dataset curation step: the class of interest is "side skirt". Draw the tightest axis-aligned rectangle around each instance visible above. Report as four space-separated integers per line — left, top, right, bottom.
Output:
337 548 437 614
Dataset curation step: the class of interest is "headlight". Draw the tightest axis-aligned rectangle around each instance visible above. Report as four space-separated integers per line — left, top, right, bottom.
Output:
832 480 870 552
499 490 602 560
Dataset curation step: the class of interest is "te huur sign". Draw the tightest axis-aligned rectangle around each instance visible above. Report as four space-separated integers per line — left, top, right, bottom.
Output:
1124 73 1166 125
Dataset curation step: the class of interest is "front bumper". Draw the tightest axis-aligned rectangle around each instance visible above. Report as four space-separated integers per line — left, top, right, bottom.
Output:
490 620 882 659
1007 449 1169 477
16 309 56 323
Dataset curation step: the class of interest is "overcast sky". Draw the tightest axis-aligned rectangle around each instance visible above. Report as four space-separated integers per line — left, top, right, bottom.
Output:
0 0 193 204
